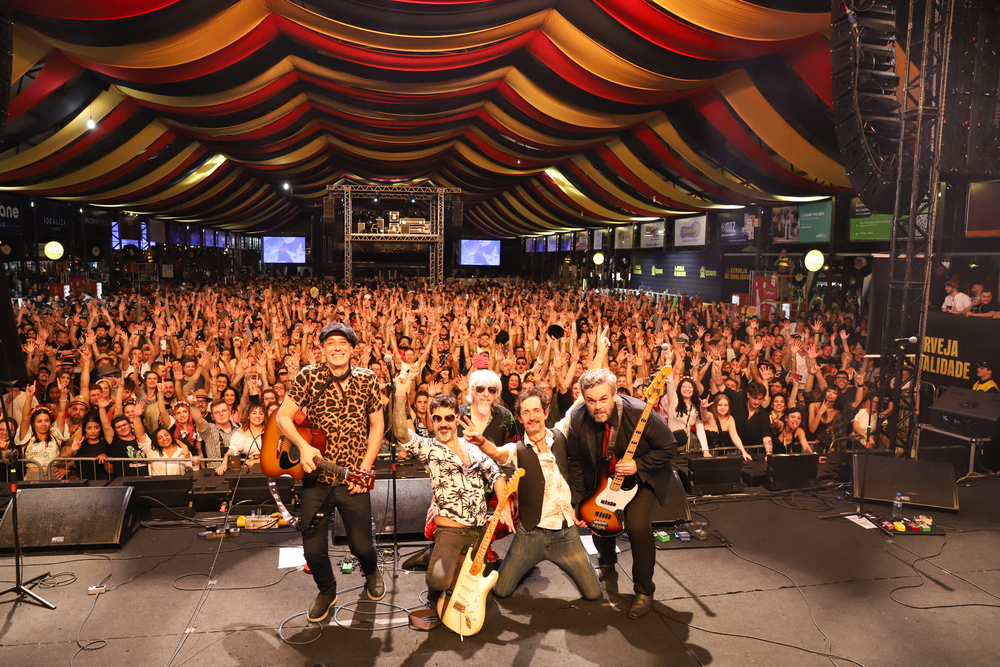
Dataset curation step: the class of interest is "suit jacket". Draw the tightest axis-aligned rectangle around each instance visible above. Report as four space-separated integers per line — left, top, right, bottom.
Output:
514 430 571 532
565 395 676 507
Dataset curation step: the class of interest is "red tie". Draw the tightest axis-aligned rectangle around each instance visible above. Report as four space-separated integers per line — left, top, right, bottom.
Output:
601 423 611 458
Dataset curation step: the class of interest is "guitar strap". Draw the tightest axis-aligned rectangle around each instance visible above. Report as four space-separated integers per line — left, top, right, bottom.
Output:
600 396 625 462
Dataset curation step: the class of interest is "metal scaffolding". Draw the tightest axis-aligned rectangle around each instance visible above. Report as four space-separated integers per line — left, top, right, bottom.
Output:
328 184 460 284
874 0 954 454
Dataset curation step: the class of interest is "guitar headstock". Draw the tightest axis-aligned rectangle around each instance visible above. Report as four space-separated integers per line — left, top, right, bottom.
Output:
643 365 673 404
497 468 524 504
348 469 376 491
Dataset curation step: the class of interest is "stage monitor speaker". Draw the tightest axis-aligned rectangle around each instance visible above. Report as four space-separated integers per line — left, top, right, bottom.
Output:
927 387 1000 441
652 470 692 524
120 476 194 519
916 424 996 479
227 474 294 514
851 454 959 511
0 266 28 385
369 477 432 536
0 486 140 551
680 456 745 496
765 453 820 491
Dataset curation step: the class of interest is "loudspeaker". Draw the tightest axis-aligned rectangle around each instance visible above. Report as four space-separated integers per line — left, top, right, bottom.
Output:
765 453 820 491
851 454 959 511
0 486 140 551
652 470 692 524
369 477 432 536
917 424 996 478
680 456 745 495
927 387 1000 441
119 475 194 519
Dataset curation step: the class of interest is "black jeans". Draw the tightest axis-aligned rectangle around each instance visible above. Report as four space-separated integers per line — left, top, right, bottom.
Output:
593 484 658 596
300 479 378 596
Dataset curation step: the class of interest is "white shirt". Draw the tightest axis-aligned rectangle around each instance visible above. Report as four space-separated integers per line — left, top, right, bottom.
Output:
502 429 575 530
227 429 263 457
942 291 972 313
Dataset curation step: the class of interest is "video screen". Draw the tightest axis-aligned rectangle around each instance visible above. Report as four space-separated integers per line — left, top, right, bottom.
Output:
262 236 306 263
460 239 500 266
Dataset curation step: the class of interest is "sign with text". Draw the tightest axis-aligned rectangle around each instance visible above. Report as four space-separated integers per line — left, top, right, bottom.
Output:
35 199 71 239
772 200 832 243
849 197 893 240
631 249 723 300
717 210 756 244
546 235 558 252
575 231 588 252
752 276 781 321
640 220 664 248
674 215 706 247
614 226 633 249
0 195 25 234
921 312 1000 390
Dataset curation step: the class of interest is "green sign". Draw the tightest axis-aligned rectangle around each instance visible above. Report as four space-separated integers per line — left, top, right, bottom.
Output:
849 197 893 240
798 200 832 243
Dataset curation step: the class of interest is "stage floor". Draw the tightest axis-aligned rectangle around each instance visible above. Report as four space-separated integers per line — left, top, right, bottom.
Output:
1 475 999 667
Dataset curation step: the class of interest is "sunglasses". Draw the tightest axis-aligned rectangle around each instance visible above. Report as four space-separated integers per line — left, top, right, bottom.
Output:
474 385 499 395
431 414 457 424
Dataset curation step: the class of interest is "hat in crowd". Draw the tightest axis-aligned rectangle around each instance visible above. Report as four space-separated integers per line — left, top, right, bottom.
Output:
68 395 88 408
975 360 991 369
194 389 210 399
97 364 119 377
318 322 358 347
676 333 689 343
946 277 960 288
547 324 564 340
111 414 130 426
495 330 510 345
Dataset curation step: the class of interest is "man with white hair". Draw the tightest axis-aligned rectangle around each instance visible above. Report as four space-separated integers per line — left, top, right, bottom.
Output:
565 368 676 619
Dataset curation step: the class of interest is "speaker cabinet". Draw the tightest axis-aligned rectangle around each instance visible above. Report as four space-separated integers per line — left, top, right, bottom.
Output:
850 454 959 511
917 424 996 478
368 477 432 536
680 456 745 495
0 486 140 551
765 453 820 491
928 387 1000 440
652 470 692 524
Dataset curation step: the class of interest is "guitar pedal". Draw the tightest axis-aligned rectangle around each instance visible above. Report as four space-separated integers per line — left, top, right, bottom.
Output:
676 531 691 542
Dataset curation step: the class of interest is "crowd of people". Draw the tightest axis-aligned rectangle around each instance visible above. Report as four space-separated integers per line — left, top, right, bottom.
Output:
0 277 880 480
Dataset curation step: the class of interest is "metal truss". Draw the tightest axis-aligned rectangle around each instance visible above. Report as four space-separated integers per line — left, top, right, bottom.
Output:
330 184 457 284
874 0 954 455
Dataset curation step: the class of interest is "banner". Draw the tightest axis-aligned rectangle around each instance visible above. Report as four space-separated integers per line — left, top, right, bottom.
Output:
147 219 166 245
639 221 664 248
35 199 71 238
673 214 706 247
631 249 723 300
574 231 588 252
772 200 832 244
119 212 142 241
752 276 781 321
849 197 893 240
922 312 1000 390
717 210 756 244
594 229 606 250
614 226 633 249
0 195 25 235
546 235 558 252
560 233 573 252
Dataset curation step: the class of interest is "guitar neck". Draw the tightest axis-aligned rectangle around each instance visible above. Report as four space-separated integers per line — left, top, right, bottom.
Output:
610 401 656 486
468 470 523 576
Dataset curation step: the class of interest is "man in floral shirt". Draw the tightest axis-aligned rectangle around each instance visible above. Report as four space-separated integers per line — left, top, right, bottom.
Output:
392 371 513 625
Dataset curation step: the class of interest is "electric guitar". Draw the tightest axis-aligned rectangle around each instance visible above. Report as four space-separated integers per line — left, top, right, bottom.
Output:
576 365 672 537
259 410 375 489
438 468 524 638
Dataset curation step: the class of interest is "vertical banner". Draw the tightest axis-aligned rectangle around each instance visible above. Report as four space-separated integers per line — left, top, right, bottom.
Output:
673 214 706 247
147 219 166 245
594 229 606 251
752 276 781 321
798 199 833 242
574 231 588 252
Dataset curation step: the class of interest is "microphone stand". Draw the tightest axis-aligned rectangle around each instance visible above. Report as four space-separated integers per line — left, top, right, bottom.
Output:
385 378 400 576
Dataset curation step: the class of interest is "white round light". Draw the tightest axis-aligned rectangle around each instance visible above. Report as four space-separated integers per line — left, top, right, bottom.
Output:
44 241 65 260
593 252 605 266
804 249 825 272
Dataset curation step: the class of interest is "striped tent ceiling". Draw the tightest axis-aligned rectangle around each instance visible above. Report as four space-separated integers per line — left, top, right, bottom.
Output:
3 0 848 237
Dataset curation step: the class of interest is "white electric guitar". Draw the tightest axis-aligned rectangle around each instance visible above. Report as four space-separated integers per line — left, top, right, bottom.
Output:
437 468 524 638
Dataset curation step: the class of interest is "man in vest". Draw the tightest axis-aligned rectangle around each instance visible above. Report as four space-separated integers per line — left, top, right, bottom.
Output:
466 386 602 601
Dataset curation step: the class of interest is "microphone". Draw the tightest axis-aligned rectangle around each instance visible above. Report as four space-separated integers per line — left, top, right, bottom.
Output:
383 353 393 367
894 336 918 344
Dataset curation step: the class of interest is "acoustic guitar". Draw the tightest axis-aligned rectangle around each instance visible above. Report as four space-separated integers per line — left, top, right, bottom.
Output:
259 410 375 489
438 468 524 638
576 365 672 537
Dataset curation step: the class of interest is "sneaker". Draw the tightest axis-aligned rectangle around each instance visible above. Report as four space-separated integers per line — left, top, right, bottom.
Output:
307 592 337 623
365 569 385 601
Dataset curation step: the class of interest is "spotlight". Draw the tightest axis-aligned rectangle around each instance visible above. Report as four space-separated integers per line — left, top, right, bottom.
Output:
282 182 290 191
86 118 96 130
374 196 379 203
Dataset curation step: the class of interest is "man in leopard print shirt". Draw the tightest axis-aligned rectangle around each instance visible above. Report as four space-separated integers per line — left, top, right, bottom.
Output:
277 322 385 624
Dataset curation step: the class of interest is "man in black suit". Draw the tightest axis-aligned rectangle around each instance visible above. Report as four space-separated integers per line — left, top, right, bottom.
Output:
467 387 602 601
565 368 676 619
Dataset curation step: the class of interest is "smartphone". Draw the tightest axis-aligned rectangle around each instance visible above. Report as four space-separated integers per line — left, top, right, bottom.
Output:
160 339 168 351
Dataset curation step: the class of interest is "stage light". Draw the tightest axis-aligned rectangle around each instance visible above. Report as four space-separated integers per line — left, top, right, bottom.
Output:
282 182 290 191
44 241 64 260
86 118 96 130
804 249 824 272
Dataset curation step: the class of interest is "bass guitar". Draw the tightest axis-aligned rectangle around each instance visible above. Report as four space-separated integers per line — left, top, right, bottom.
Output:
259 409 375 489
577 365 672 537
438 468 524 638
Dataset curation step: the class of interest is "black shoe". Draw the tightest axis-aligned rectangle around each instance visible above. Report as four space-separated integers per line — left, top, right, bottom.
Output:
628 593 653 619
596 562 618 581
307 592 338 623
365 569 385 601
484 558 502 576
402 545 432 571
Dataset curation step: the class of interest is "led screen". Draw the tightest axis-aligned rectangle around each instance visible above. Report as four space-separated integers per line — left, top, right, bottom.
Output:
262 236 306 263
460 239 500 266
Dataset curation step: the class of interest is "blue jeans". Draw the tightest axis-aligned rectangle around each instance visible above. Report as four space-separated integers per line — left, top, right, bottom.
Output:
494 522 602 600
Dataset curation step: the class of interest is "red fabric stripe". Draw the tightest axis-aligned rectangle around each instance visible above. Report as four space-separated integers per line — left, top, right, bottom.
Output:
691 88 841 192
592 144 715 209
781 33 833 107
18 1 183 20
631 125 742 201
563 160 663 216
593 0 780 61
8 51 82 121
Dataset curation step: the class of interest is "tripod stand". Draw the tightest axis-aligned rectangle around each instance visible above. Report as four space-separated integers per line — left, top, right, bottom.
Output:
1 477 55 609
